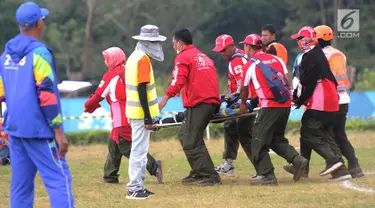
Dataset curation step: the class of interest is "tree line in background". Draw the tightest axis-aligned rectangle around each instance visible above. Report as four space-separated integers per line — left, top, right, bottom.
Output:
1 0 374 96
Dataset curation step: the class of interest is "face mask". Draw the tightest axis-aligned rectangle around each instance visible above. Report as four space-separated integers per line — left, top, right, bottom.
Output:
297 37 316 53
136 41 165 62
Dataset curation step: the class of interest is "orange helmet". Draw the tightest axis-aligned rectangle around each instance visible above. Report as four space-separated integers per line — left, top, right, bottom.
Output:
314 25 334 41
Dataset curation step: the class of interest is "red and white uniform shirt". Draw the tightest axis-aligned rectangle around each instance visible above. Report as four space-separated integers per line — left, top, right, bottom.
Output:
242 50 291 108
228 49 247 94
95 70 129 129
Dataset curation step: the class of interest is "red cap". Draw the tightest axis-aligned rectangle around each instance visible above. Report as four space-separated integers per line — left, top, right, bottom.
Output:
239 34 262 46
212 34 234 52
291 26 316 39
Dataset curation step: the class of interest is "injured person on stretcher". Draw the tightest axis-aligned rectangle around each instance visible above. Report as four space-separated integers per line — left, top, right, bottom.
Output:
154 93 259 126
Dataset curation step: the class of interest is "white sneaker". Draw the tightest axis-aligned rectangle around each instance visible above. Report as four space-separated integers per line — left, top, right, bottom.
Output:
250 174 264 180
215 164 235 177
319 162 344 176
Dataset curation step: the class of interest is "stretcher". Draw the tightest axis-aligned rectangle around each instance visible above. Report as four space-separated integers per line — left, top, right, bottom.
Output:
152 107 260 129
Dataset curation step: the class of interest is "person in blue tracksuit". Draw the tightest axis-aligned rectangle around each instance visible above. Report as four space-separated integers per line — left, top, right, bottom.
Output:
0 2 74 208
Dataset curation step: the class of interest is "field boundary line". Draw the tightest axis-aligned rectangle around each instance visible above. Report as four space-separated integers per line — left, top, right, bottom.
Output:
341 172 375 194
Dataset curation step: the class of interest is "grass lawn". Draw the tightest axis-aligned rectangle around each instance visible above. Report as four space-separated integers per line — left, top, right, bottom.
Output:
0 131 374 208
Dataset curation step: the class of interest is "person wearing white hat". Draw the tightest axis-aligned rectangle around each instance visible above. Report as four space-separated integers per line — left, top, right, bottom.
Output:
124 25 166 199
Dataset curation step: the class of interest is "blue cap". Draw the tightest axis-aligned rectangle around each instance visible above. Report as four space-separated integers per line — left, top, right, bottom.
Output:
16 2 49 28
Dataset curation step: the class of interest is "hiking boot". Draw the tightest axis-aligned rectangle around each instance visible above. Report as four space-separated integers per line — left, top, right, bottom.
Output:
250 173 278 186
181 174 205 184
197 177 222 187
292 156 308 182
329 167 352 182
319 161 344 176
126 189 153 200
283 165 309 178
215 163 235 177
155 160 163 184
99 178 119 184
348 164 365 179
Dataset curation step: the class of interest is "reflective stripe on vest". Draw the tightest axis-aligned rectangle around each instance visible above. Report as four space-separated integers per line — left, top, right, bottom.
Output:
125 83 156 91
335 74 349 81
127 99 159 107
337 86 348 91
323 46 351 92
125 50 160 119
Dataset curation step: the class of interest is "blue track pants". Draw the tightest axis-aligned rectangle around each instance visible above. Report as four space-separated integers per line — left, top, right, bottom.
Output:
9 136 74 208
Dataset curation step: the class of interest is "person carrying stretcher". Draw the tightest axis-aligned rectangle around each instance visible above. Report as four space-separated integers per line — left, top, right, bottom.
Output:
239 34 307 185
212 34 257 177
84 47 163 186
159 29 221 186
288 26 351 181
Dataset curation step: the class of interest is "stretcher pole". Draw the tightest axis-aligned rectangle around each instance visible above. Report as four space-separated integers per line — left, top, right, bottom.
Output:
152 108 260 129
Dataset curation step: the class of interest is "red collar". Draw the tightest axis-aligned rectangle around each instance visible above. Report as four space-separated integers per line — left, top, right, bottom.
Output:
181 44 194 53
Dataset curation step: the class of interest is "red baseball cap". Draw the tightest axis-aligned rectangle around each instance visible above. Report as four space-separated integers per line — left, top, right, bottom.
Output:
291 26 316 39
212 34 234 52
239 34 262 46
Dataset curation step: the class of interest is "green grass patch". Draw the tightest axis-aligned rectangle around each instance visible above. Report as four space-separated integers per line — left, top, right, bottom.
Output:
65 119 375 145
0 131 374 208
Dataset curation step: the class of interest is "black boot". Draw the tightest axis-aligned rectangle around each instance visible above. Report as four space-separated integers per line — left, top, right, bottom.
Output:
197 177 222 187
250 172 278 186
182 174 205 184
291 155 308 182
348 164 365 178
283 161 309 178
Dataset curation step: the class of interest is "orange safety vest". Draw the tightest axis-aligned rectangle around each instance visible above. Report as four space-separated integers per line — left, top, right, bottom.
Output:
322 46 351 92
266 42 288 66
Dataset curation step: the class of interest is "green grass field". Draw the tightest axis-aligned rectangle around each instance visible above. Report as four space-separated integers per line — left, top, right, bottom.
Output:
0 131 374 208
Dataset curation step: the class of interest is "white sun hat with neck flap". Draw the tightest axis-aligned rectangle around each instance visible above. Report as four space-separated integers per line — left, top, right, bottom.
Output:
132 25 167 42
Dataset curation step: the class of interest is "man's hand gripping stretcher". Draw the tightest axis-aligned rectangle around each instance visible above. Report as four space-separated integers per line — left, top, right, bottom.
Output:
152 93 259 129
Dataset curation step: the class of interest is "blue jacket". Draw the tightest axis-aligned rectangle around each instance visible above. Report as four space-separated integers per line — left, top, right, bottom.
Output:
0 34 63 138
292 53 303 79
